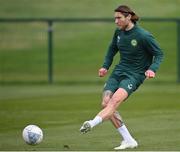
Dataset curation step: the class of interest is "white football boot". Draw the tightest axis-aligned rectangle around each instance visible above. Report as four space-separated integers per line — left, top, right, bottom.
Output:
80 121 91 133
114 139 138 150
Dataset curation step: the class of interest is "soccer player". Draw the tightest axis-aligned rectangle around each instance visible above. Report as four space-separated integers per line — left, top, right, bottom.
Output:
80 5 163 150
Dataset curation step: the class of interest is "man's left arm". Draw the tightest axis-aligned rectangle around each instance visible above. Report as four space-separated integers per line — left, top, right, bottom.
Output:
144 33 164 73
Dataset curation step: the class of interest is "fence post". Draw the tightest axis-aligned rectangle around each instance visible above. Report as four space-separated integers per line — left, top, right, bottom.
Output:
177 20 180 83
47 21 53 84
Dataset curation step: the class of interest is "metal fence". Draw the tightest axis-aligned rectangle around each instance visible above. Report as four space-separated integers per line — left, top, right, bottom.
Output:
0 17 180 84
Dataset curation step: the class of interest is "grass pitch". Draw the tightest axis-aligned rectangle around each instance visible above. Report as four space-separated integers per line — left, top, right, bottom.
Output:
0 83 180 151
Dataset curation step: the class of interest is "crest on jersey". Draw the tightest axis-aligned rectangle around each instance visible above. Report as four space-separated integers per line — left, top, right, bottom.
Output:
131 39 137 47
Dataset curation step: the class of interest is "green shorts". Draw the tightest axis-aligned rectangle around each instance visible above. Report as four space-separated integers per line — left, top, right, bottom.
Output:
103 74 144 96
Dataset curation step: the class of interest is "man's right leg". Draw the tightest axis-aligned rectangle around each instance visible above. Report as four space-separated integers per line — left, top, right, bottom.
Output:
101 90 123 128
80 90 122 133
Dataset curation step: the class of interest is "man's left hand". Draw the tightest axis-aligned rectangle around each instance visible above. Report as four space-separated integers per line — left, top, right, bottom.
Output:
145 70 155 79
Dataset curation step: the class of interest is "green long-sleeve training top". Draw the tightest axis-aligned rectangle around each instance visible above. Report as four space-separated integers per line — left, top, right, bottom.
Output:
102 25 164 77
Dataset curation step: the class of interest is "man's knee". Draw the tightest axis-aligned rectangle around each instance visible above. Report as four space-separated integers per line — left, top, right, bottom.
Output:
101 97 110 108
108 96 122 109
108 88 128 108
101 90 113 108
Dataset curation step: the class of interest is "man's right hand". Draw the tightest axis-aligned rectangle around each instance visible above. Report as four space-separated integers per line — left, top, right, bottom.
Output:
98 68 108 77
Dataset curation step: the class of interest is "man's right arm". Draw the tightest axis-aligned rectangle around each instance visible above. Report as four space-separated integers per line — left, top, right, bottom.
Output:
99 68 108 77
102 29 119 70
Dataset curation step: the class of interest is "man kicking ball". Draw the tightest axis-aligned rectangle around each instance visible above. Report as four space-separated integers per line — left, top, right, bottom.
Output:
80 5 163 150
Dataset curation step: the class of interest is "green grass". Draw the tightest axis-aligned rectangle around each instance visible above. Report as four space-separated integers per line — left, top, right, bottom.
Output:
0 84 180 151
0 0 180 18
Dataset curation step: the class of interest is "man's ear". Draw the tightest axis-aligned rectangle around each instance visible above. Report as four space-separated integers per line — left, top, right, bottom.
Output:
126 14 132 21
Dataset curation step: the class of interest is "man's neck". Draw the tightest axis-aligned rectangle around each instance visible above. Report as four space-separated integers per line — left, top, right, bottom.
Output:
125 22 134 31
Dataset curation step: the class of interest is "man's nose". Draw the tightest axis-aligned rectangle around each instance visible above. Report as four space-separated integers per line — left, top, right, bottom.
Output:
115 19 118 24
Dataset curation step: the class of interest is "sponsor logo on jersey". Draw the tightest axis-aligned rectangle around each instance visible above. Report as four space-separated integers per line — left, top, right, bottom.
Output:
131 39 137 47
117 36 121 43
128 84 133 90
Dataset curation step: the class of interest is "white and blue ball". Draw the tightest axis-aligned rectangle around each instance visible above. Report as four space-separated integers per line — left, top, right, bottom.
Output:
22 125 43 145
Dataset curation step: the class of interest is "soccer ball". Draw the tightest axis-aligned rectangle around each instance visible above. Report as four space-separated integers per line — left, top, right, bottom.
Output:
22 125 43 145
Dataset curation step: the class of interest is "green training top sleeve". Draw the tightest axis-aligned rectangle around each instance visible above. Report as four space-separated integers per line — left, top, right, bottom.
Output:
102 29 118 70
143 33 164 72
